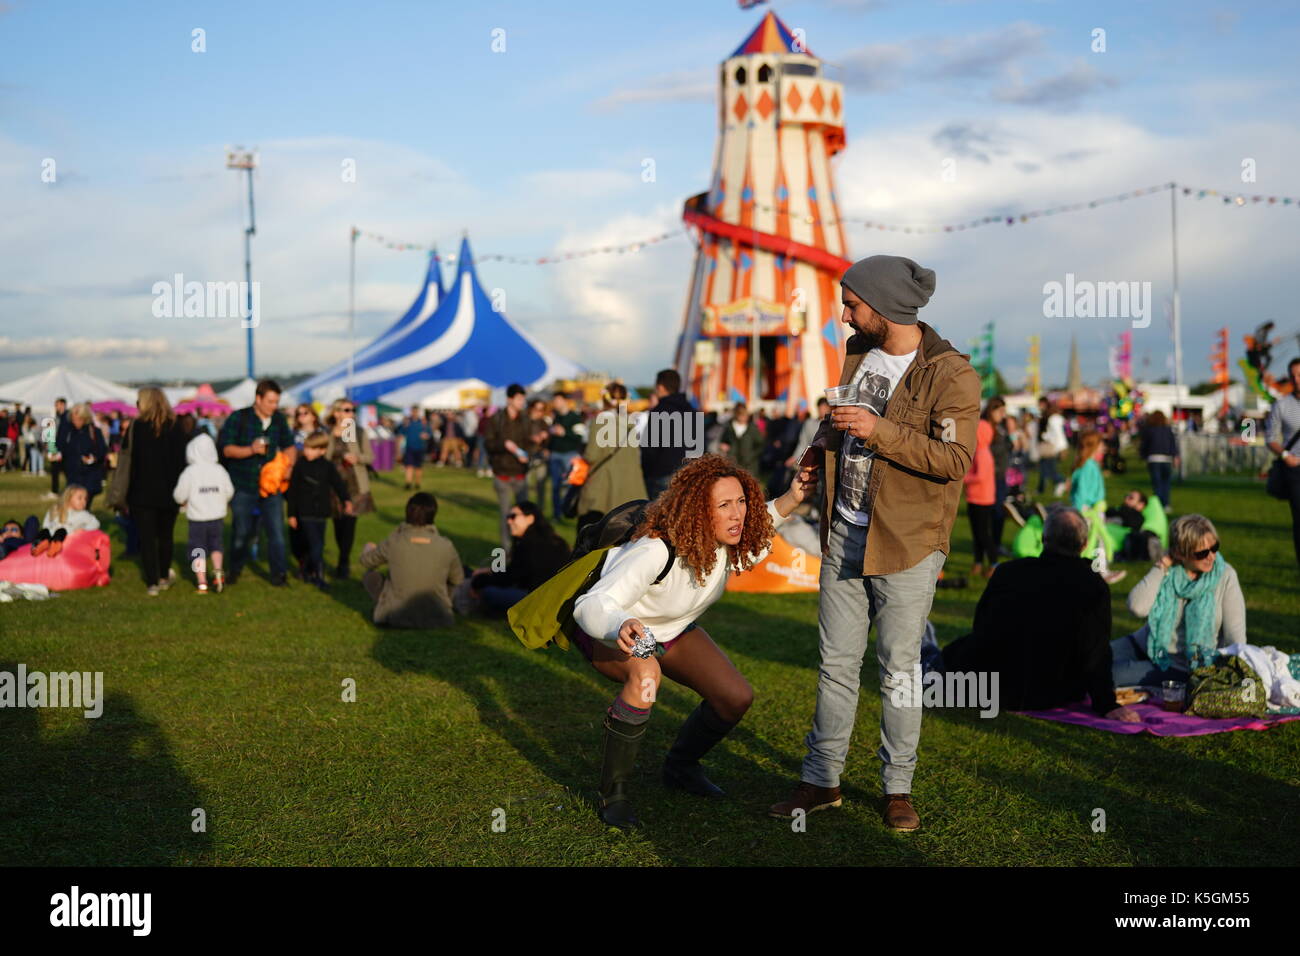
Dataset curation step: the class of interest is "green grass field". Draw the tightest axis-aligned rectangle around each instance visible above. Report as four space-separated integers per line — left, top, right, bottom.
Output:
2 457 1297 867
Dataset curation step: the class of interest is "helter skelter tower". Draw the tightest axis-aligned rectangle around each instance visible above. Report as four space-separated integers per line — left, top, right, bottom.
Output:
673 10 852 413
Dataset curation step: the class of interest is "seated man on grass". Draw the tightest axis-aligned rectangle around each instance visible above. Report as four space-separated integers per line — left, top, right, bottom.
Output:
923 505 1141 722
360 492 464 629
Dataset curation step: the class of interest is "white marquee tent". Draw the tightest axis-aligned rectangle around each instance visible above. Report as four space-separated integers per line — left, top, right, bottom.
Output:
0 366 136 415
219 377 258 409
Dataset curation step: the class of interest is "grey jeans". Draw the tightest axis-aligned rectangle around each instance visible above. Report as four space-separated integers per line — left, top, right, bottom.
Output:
801 514 945 794
492 475 529 550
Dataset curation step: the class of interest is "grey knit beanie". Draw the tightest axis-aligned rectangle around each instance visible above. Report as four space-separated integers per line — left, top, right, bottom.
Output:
840 255 936 325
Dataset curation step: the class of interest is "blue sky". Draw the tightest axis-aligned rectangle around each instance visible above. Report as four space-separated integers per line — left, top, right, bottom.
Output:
3 0 1298 389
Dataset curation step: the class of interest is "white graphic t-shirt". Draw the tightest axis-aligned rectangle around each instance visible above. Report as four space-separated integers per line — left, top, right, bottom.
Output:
834 346 917 526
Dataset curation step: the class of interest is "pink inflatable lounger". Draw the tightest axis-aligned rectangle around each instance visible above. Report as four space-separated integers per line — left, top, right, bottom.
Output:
0 530 112 590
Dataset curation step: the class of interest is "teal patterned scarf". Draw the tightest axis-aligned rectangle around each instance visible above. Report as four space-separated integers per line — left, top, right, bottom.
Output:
1146 553 1223 671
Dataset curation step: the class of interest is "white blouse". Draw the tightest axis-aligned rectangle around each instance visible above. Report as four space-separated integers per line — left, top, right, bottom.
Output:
43 508 101 535
573 500 788 646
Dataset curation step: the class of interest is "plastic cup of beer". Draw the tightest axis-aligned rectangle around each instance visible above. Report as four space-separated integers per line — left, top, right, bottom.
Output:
825 385 856 406
1161 680 1186 712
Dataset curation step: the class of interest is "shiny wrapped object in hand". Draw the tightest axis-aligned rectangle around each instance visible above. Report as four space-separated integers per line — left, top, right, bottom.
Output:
630 628 658 659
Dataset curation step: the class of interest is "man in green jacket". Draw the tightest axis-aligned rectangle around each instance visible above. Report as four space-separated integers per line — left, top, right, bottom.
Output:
719 402 764 478
770 255 980 832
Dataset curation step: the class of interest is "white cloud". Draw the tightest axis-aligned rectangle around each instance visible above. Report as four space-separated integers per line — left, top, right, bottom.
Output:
590 69 714 113
0 336 173 360
543 204 692 379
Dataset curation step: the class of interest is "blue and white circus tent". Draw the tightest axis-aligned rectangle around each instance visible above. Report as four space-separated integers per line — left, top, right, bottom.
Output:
295 238 581 407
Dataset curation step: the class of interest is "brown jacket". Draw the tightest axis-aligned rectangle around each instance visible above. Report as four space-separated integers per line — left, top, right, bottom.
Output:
815 321 981 576
482 408 538 478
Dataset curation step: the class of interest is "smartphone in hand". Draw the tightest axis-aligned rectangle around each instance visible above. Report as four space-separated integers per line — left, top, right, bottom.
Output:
795 444 822 469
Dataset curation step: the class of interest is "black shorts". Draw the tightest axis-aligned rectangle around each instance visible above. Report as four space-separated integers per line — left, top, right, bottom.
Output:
187 519 223 561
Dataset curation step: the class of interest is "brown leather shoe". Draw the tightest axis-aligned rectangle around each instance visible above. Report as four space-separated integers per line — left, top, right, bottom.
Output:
882 793 920 831
769 780 842 818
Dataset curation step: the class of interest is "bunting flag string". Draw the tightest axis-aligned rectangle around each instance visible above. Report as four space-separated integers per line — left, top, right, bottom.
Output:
352 228 683 263
353 180 1298 262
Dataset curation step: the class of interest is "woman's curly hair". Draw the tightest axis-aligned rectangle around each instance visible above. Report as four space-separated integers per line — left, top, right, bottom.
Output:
633 453 775 586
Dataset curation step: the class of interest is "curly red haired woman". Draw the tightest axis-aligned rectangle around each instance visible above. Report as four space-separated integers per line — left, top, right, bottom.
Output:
571 452 818 829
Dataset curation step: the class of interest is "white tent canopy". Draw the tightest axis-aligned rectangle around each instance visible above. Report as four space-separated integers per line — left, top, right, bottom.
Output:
219 377 257 409
0 366 137 415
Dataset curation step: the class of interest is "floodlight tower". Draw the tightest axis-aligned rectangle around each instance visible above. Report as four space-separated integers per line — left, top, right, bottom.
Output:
226 146 258 379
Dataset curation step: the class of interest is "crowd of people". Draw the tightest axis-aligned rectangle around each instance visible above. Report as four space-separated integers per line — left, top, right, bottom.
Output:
956 391 1195 585
5 256 1298 838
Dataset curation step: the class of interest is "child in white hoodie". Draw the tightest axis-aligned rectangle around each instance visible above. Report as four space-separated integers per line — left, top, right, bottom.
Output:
173 432 235 593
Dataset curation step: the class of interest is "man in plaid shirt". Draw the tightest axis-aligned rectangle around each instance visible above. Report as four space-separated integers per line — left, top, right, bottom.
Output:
218 379 296 586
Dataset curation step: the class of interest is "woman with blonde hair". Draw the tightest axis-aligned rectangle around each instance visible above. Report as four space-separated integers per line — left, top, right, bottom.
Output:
570 453 817 828
325 398 374 578
126 387 188 595
29 484 100 557
1110 513 1245 687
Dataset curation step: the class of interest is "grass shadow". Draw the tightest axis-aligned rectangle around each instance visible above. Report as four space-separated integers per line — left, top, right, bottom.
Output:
368 618 927 864
0 678 212 865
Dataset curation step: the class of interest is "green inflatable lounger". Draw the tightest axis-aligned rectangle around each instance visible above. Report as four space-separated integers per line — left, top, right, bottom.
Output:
1011 498 1168 560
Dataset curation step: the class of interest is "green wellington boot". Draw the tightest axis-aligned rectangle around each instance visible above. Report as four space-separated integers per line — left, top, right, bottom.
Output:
662 701 734 797
597 713 646 830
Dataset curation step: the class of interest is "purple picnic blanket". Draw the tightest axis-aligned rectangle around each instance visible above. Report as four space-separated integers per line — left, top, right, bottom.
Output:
1015 700 1300 737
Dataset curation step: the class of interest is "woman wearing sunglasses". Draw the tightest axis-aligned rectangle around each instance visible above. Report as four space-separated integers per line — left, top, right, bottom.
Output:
291 404 325 450
1109 513 1246 687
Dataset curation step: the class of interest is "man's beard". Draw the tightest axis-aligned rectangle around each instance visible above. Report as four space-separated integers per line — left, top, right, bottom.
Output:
853 312 889 350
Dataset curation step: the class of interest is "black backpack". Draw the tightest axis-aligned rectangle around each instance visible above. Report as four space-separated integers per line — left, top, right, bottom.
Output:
573 499 676 585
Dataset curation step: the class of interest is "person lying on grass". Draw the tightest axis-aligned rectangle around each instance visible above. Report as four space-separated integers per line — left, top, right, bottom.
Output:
570 452 817 830
1 517 38 559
